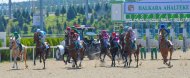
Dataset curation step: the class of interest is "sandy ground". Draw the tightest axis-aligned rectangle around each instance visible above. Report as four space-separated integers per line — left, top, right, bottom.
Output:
0 50 190 78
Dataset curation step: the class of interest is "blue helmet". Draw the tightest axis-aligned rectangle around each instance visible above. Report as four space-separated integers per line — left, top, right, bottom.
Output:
160 24 165 29
124 26 129 32
36 29 41 32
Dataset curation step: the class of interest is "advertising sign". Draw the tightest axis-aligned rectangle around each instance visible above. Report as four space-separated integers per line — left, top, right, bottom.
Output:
124 2 190 14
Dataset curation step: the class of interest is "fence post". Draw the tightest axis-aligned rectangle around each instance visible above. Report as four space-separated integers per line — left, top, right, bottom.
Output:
53 48 55 58
33 48 35 62
10 50 12 62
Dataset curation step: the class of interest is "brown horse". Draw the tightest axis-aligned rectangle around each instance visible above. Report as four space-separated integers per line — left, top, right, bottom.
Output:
123 32 142 67
9 37 28 69
159 29 173 67
33 32 50 69
98 34 112 62
68 36 85 68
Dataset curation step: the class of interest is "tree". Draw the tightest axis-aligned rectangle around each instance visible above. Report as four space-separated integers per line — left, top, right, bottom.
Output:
90 15 94 24
67 6 76 21
23 25 28 34
95 3 101 12
82 17 87 25
79 6 85 15
60 6 66 21
55 8 60 17
88 5 92 13
64 22 67 30
48 27 53 34
78 18 81 24
46 11 49 17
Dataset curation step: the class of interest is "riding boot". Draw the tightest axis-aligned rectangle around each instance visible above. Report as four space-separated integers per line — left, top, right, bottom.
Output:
19 43 22 52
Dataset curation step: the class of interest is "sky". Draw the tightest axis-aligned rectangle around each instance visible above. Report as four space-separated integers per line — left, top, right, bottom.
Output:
0 0 32 4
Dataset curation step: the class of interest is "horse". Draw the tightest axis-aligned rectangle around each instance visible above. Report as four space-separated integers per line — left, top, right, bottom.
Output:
119 33 126 60
67 36 86 68
159 29 173 67
62 32 71 65
33 32 50 69
109 37 120 67
98 34 111 62
9 37 28 69
123 32 142 67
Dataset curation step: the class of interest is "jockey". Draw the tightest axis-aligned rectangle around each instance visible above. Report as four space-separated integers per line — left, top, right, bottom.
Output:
66 27 71 37
36 29 47 48
13 31 22 52
159 24 169 41
124 26 129 33
128 27 136 50
73 33 82 59
101 30 109 48
111 32 119 47
73 33 81 49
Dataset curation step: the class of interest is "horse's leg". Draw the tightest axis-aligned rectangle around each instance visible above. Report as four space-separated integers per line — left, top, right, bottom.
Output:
39 51 42 63
72 59 75 68
111 51 113 67
79 49 84 67
42 52 46 69
99 52 101 61
129 53 132 68
24 48 28 68
12 56 16 68
168 47 173 66
62 53 67 65
14 54 18 69
136 53 139 68
34 49 39 66
113 51 116 67
124 53 127 67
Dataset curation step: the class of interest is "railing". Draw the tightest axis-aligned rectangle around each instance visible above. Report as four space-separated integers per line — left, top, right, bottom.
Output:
0 46 57 62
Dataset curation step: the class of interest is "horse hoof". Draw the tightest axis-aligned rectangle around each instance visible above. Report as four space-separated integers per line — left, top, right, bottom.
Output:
72 65 75 68
79 64 82 67
43 67 46 69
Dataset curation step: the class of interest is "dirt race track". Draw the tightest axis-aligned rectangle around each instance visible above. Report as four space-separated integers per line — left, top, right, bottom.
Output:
0 50 190 78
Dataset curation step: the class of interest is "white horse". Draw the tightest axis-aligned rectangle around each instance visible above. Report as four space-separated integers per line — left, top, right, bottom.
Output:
9 37 28 69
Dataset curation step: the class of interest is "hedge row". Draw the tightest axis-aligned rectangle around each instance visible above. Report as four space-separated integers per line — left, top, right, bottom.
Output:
6 37 64 47
0 37 64 61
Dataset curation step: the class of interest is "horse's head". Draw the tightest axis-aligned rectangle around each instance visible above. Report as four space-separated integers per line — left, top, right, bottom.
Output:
137 44 142 48
159 29 165 40
34 32 40 43
9 37 16 49
125 32 131 42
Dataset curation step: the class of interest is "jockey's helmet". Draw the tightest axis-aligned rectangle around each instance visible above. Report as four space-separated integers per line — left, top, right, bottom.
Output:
128 27 133 31
74 33 79 37
101 30 106 33
124 26 129 32
37 29 41 32
160 24 165 29
67 27 71 30
112 32 116 37
14 31 18 36
71 26 75 30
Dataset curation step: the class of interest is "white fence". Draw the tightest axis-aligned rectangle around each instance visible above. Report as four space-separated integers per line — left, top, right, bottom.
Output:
0 46 57 62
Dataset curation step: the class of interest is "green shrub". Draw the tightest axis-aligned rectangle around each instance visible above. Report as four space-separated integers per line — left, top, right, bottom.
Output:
0 39 2 47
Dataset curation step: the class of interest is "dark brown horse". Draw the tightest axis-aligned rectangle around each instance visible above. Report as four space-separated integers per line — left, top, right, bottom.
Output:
123 32 142 67
68 36 86 68
62 32 71 65
98 34 111 62
109 37 120 67
33 32 50 69
159 29 173 67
